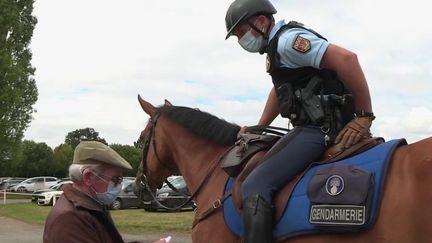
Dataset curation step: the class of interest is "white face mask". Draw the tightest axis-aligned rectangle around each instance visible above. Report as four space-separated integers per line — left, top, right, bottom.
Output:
238 30 265 53
91 173 122 206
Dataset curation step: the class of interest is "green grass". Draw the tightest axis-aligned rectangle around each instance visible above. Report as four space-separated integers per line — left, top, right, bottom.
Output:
0 193 32 199
0 203 51 224
112 210 194 234
0 203 194 234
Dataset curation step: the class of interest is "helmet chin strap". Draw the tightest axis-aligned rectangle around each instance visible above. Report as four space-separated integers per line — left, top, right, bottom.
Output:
247 19 266 35
247 19 270 54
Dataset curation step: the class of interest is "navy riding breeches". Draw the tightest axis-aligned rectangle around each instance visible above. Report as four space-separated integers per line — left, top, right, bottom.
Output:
241 126 335 203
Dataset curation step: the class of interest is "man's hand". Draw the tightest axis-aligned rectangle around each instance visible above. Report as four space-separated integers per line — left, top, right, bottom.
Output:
151 236 172 243
335 116 374 148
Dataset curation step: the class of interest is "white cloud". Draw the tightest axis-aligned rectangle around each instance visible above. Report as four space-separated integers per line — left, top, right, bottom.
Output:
25 0 432 148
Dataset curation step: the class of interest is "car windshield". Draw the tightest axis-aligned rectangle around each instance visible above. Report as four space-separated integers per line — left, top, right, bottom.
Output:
165 177 185 188
49 184 59 190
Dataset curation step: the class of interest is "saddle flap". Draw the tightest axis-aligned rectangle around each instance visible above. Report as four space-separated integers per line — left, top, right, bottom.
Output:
221 134 280 176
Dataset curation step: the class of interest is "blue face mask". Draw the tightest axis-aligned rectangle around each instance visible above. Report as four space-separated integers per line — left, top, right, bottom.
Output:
94 181 121 206
91 173 122 206
238 30 265 53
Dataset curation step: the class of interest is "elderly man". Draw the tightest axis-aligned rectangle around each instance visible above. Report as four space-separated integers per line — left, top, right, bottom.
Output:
43 141 168 243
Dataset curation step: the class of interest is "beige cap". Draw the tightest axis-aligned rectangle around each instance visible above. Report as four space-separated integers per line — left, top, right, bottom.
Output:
73 141 132 170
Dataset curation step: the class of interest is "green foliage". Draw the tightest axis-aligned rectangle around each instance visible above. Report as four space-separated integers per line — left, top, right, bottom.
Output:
65 127 107 149
52 143 74 178
0 0 38 166
110 143 142 176
1 126 142 177
16 140 53 177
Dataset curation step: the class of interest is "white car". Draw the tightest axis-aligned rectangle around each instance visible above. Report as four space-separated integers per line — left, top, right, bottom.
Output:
31 180 73 204
36 190 64 206
11 176 59 192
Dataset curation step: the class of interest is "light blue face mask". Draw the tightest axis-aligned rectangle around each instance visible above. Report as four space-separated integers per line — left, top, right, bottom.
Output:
238 30 265 53
91 173 122 206
94 181 121 206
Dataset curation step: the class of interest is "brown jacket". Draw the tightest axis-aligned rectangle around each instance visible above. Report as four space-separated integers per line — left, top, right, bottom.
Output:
43 184 125 243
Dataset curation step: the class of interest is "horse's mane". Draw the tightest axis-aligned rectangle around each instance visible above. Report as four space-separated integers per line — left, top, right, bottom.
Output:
158 105 241 146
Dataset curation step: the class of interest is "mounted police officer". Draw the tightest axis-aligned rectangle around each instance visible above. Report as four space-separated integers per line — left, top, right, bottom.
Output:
225 0 374 242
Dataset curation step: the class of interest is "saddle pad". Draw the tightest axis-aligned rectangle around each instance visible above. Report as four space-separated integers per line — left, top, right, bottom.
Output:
223 138 406 241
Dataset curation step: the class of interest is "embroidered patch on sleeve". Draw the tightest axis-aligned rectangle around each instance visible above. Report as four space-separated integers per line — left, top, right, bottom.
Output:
292 35 311 53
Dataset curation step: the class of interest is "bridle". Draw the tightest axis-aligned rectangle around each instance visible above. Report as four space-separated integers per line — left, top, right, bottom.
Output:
139 113 177 179
137 112 229 211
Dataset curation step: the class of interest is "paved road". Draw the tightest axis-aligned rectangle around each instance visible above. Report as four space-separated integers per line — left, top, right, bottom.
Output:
0 217 192 243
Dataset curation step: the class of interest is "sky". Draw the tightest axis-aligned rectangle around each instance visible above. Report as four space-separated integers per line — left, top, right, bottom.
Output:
25 0 432 149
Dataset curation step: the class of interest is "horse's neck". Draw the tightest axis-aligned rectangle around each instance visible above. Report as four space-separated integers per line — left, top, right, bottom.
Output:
165 123 229 193
178 142 228 193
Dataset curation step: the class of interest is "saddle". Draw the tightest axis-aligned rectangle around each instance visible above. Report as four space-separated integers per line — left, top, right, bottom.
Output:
222 132 384 222
221 133 280 176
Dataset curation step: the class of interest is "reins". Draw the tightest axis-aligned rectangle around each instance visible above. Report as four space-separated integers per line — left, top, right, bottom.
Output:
244 125 290 136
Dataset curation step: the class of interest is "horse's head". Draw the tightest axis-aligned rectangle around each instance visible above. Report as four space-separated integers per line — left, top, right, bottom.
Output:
134 95 242 202
134 95 179 201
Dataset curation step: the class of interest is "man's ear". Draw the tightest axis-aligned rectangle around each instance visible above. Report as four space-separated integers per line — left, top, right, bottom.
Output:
257 15 270 32
82 169 94 186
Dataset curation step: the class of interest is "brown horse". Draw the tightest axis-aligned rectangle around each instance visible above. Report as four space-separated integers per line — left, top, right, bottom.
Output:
134 96 432 243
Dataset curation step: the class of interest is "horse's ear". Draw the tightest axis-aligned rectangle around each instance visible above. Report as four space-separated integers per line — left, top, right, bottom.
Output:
137 94 157 117
164 99 172 106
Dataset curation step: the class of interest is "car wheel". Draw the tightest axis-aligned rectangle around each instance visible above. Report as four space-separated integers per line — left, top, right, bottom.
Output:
17 187 26 192
111 198 122 210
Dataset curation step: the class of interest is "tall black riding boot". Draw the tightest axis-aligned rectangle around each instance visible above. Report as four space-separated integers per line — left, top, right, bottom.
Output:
242 194 274 243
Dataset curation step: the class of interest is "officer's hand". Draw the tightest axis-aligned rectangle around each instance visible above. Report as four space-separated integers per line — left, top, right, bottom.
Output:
335 116 374 149
237 126 248 139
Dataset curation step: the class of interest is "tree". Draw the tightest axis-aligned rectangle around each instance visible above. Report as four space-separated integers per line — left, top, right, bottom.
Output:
65 128 107 149
110 144 142 176
0 0 38 167
16 140 53 177
52 143 74 178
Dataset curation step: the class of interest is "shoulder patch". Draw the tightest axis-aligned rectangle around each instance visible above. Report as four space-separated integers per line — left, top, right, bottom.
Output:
292 35 311 53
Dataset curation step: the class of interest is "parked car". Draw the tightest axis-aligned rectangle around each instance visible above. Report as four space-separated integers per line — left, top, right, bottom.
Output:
110 180 144 210
0 177 27 190
11 176 59 192
142 176 195 211
31 180 73 204
34 189 64 206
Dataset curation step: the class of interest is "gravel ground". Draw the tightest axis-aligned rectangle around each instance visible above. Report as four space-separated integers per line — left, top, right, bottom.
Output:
0 216 192 243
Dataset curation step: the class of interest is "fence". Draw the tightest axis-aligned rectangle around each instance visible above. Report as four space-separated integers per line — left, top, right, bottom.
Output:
0 189 58 206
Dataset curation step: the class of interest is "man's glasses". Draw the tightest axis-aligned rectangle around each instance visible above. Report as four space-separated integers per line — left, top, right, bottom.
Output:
91 171 123 186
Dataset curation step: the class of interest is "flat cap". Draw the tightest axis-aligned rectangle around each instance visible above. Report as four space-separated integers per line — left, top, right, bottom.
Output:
73 141 132 170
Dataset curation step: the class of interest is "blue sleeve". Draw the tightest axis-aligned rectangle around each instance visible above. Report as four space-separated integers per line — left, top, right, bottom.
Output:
277 28 329 69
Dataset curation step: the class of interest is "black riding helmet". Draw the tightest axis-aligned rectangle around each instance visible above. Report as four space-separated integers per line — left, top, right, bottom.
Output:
225 0 277 39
